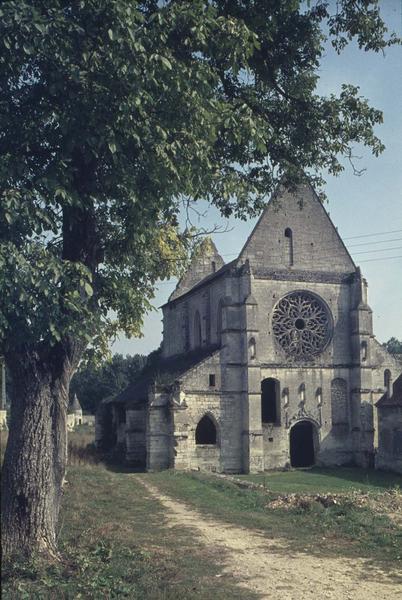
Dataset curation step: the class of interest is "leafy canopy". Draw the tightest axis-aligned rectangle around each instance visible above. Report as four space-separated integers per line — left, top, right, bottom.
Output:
0 0 398 357
383 337 402 355
70 353 147 413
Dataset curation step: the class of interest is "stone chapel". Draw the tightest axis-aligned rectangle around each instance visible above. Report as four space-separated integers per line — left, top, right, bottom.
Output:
96 182 402 473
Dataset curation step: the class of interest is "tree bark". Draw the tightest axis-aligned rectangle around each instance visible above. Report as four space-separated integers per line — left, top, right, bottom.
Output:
1 348 72 559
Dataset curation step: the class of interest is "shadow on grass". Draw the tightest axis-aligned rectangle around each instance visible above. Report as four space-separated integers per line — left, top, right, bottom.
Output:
306 466 402 490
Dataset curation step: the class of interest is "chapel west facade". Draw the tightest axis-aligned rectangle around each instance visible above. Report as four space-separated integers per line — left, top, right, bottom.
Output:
96 183 401 473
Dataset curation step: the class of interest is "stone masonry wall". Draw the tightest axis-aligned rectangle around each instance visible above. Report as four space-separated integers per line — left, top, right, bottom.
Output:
376 406 402 474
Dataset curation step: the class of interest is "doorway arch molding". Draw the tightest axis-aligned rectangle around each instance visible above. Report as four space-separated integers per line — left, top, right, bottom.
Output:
287 413 321 432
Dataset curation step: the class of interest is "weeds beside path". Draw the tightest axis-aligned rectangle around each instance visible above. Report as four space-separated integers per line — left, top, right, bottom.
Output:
139 475 402 600
2 465 255 599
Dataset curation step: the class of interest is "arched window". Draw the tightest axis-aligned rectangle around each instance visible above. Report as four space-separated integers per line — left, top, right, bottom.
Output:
361 341 368 362
261 378 280 424
284 228 294 266
195 415 217 445
217 299 224 344
384 369 391 398
316 387 322 406
248 337 256 360
299 383 306 403
194 311 201 347
331 378 348 426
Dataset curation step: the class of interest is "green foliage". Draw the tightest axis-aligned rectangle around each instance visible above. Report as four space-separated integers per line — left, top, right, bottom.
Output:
383 337 402 355
70 353 147 413
0 1 399 357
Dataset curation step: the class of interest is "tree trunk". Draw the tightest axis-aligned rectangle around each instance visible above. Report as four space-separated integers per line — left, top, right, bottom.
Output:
1 350 71 559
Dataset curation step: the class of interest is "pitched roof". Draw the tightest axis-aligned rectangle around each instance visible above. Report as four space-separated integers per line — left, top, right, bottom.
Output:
69 393 82 413
169 238 225 302
376 374 402 407
110 345 220 407
238 181 356 273
162 259 236 308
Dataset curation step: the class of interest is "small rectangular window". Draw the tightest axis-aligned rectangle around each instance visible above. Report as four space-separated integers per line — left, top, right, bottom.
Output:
209 374 216 387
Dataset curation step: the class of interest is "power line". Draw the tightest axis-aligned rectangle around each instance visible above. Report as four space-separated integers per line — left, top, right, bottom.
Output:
211 229 402 257
359 255 402 263
343 228 402 240
153 227 402 280
348 237 402 248
353 246 402 255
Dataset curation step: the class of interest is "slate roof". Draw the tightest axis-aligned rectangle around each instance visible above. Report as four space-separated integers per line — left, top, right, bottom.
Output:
109 345 220 408
376 373 402 408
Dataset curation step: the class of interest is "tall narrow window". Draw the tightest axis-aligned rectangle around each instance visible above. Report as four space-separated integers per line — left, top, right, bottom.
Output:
217 299 224 344
248 337 256 360
284 228 294 266
361 341 368 362
194 311 202 347
212 261 216 272
384 369 391 398
261 378 280 424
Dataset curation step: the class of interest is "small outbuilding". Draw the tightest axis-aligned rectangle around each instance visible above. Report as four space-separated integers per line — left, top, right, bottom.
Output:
376 374 402 474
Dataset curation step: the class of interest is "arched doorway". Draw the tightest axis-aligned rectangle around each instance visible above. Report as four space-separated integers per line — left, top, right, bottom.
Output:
290 420 316 467
195 415 217 445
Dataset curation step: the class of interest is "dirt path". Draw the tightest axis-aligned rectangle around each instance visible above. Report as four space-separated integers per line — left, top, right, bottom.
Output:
138 477 401 600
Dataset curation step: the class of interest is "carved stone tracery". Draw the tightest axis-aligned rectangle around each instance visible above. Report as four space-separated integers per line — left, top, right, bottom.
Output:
272 291 332 360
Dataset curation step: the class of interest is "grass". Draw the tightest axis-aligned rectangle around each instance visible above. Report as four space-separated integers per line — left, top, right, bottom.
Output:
2 430 402 597
1 432 255 599
148 470 402 566
236 467 402 493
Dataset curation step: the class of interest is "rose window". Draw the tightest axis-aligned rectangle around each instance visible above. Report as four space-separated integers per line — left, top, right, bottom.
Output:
272 291 332 360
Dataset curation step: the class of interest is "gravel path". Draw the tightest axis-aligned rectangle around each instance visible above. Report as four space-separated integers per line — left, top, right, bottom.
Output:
138 477 402 600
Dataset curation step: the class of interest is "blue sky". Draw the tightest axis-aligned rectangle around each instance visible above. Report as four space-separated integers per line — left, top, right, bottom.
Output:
113 0 402 357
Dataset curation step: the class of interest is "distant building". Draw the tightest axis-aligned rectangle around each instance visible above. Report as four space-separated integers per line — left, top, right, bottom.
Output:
96 183 402 473
375 374 402 474
67 394 95 430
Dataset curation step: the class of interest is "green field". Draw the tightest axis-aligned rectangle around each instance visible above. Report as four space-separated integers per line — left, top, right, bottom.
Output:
236 467 402 493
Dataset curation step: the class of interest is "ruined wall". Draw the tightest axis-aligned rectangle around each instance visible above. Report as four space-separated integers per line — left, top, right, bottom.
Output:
172 352 243 473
